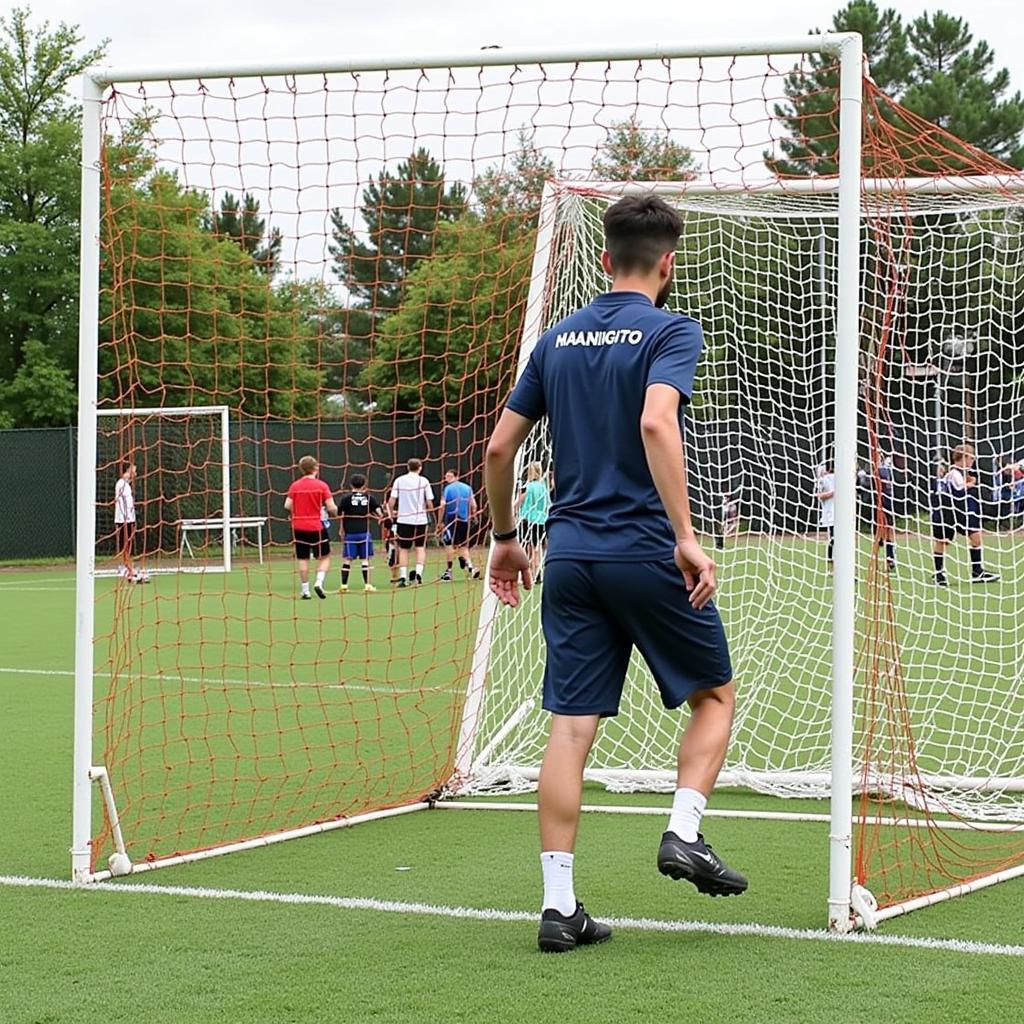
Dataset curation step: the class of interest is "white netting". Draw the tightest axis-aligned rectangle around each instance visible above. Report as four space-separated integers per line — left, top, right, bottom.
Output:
463 181 1024 826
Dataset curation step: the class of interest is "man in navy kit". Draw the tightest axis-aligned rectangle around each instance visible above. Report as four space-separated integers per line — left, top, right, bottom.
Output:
485 195 746 953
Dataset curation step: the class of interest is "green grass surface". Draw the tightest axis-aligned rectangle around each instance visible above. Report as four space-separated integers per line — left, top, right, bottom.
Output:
1 554 1023 1023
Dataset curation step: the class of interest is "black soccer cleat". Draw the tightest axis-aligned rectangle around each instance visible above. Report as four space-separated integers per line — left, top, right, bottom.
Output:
657 831 748 897
537 902 612 953
300 592 312 600
413 572 423 585
314 584 327 599
972 570 999 583
440 571 452 582
397 579 407 588
935 573 949 587
470 568 481 580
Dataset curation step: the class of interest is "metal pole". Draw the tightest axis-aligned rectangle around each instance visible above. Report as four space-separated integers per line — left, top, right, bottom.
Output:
827 32 863 934
221 406 231 572
71 75 104 882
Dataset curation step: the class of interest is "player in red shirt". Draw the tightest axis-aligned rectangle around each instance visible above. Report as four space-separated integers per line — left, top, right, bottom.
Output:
284 455 338 599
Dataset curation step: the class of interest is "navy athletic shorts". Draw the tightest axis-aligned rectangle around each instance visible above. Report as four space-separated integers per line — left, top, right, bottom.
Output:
343 532 374 559
442 520 469 547
540 559 733 717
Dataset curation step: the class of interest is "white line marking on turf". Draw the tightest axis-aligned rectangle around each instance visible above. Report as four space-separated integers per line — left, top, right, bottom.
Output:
0 665 456 698
1 874 1021 958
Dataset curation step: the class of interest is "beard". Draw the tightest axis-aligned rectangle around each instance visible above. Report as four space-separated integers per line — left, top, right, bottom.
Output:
654 277 673 308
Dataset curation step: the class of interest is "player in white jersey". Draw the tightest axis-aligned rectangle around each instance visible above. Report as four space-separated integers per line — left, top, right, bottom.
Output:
931 444 998 586
387 458 435 586
113 462 147 583
814 463 836 565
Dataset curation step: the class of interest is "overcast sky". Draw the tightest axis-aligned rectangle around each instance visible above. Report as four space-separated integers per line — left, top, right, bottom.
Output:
23 0 1024 91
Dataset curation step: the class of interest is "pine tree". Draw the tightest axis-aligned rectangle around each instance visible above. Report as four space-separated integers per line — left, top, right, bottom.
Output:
328 148 467 320
902 12 1024 167
766 1 915 176
212 192 282 276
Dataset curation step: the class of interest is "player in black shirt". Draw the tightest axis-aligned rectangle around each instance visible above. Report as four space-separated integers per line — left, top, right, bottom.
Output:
337 474 382 592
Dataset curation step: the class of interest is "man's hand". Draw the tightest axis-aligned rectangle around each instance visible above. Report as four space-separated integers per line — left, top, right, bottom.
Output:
489 539 532 607
674 536 717 610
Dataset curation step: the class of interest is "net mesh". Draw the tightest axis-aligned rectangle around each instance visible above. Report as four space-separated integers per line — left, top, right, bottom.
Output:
89 52 1024 913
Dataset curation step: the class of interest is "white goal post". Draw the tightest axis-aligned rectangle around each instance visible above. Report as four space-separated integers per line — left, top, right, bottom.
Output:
92 406 232 577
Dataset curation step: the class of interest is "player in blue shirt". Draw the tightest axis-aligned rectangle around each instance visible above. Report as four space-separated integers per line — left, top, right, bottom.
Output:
484 195 745 953
437 469 480 581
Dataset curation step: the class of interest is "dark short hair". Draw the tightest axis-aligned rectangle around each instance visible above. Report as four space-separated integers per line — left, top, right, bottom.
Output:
445 468 458 478
407 458 422 472
603 195 682 274
350 473 366 488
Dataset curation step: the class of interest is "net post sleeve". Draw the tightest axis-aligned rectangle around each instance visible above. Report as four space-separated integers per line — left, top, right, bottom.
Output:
221 408 231 572
72 72 104 882
451 181 560 787
827 32 863 934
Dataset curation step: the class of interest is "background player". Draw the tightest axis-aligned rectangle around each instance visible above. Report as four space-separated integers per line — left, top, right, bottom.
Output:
285 455 337 599
438 469 480 581
114 461 147 583
379 506 400 584
484 194 745 954
876 453 897 572
515 461 549 582
715 489 739 551
337 473 381 592
815 462 836 565
388 458 434 587
932 443 999 586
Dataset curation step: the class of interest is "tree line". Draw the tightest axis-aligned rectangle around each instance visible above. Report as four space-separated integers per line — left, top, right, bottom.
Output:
1 2 1023 428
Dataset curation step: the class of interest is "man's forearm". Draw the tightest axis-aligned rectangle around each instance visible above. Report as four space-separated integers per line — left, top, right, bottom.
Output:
641 417 695 541
485 449 517 534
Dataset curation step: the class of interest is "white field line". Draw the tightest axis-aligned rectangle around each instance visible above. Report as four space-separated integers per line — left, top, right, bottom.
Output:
1 873 1021 958
0 665 457 698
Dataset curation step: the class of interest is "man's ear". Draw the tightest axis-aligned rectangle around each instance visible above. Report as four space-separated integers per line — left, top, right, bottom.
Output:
659 249 675 278
601 250 614 276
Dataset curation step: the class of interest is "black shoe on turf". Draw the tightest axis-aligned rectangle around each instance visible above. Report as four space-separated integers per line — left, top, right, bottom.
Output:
397 579 407 588
470 568 481 580
972 570 999 583
935 573 949 587
657 831 748 897
537 902 611 953
300 593 312 600
887 561 897 573
440 571 452 582
313 584 327 599
413 572 423 585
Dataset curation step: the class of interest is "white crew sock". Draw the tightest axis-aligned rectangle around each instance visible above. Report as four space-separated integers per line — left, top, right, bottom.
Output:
415 562 424 579
540 851 576 916
667 787 707 843
400 566 408 581
315 570 326 587
300 582 310 596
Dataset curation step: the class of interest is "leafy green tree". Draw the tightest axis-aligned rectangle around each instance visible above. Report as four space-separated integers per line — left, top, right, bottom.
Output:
212 191 282 276
592 117 699 181
100 155 321 417
0 8 106 390
362 217 532 416
901 12 1024 167
0 338 76 426
474 129 555 226
329 148 468 319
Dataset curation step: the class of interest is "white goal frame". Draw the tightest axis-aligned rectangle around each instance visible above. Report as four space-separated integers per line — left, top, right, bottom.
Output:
72 34 869 927
92 406 232 578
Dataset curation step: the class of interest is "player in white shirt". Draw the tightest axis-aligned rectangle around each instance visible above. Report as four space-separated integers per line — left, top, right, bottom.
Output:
113 462 147 583
387 457 435 586
931 443 998 586
815 463 836 565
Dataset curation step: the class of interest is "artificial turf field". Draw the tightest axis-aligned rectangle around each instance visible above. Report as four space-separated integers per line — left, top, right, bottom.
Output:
1 539 1023 1023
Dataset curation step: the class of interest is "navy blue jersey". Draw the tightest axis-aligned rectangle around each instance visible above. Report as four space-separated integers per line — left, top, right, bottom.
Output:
506 291 703 561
